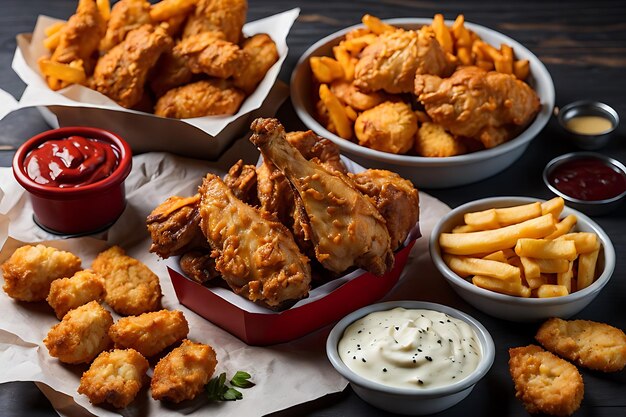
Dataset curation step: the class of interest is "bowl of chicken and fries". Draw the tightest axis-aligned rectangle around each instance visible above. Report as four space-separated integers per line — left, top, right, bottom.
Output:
429 196 615 321
291 14 555 188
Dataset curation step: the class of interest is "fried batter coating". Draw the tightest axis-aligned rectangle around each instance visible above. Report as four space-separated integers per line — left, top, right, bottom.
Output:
509 345 583 416
223 159 258 204
174 31 246 79
179 251 219 284
92 246 162 316
47 269 106 319
1 244 82 302
149 50 194 97
330 80 387 111
536 317 626 372
109 310 189 357
44 301 113 364
154 79 246 118
286 130 347 175
233 33 279 94
182 0 247 43
415 122 467 157
99 0 151 53
355 101 417 154
151 339 218 403
78 348 149 408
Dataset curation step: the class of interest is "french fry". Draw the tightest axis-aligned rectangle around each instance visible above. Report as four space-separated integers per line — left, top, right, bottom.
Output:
496 44 514 74
577 247 600 290
495 202 542 226
310 56 344 83
525 273 549 290
150 0 196 21
473 276 530 297
457 47 473 65
520 257 540 281
432 14 454 54
443 254 521 281
477 41 502 63
557 261 574 293
44 22 65 37
451 15 472 48
557 232 600 254
332 45 356 81
341 34 377 54
514 59 530 80
537 284 569 298
345 105 358 122
545 214 577 239
475 59 494 71
97 0 111 20
43 31 62 51
38 58 86 85
541 196 565 219
535 258 570 274
319 84 352 139
362 14 395 34
452 224 478 233
514 238 577 261
482 250 509 263
464 208 499 230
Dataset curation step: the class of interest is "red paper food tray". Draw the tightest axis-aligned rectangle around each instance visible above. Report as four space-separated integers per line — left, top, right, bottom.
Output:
168 240 415 346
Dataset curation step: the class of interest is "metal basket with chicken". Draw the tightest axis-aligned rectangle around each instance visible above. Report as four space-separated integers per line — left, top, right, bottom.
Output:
147 118 420 310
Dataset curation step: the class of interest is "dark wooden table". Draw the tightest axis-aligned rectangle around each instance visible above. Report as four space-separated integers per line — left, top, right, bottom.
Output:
1 1 625 416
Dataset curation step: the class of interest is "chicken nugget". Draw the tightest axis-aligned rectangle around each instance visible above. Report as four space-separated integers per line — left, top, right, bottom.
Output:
233 33 279 94
47 269 106 319
92 246 162 316
509 345 583 416
151 339 217 403
154 79 245 118
354 101 417 154
78 348 149 408
415 122 467 157
2 244 82 302
536 317 626 372
109 310 189 357
44 301 113 364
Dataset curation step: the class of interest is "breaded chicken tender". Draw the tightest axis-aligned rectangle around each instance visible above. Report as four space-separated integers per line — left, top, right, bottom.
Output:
78 348 149 408
47 269 106 319
44 301 113 364
174 31 245 79
354 101 417 154
536 317 626 372
109 310 189 357
415 122 467 157
151 339 217 403
154 79 245 118
92 246 162 316
509 345 583 416
1 244 82 302
233 34 279 94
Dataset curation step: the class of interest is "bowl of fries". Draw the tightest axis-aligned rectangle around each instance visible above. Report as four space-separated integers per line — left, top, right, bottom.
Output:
291 15 555 188
429 197 615 321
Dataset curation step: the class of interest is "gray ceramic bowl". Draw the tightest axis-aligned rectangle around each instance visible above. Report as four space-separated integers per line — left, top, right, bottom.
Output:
326 301 495 415
429 197 615 322
291 18 555 188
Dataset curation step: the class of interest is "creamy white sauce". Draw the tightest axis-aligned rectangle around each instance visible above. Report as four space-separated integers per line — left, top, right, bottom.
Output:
338 308 481 389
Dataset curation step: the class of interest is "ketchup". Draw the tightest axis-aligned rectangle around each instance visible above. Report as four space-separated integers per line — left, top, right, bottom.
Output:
24 136 119 188
549 157 626 201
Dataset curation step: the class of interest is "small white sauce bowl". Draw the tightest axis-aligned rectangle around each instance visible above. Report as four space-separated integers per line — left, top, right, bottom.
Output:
326 301 495 415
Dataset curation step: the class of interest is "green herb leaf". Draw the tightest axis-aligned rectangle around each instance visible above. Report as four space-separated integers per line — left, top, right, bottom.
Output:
206 372 228 401
230 371 255 388
222 387 243 401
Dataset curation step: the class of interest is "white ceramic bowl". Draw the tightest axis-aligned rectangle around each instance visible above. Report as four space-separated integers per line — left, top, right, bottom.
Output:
291 18 555 188
326 301 495 415
429 197 616 321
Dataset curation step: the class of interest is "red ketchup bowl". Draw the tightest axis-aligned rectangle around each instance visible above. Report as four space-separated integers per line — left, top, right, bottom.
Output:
13 127 132 234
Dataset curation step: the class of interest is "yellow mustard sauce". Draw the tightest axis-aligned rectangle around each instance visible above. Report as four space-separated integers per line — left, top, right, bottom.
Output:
565 115 613 135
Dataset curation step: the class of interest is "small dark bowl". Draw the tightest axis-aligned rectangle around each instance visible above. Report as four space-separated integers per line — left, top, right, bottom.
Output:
557 101 619 150
13 127 132 235
543 152 626 216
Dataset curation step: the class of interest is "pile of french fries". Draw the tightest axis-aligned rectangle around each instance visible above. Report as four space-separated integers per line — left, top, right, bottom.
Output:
439 197 602 298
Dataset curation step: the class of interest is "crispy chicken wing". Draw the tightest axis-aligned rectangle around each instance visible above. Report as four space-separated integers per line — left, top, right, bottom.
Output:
99 0 151 53
355 101 417 154
233 33 279 94
92 24 172 108
255 160 294 226
223 159 258 204
509 345 584 416
350 169 419 251
536 317 626 372
355 26 454 94
154 79 245 118
250 118 394 276
179 250 219 284
414 66 541 149
286 130 348 174
182 0 247 43
198 173 311 308
47 269 106 319
174 31 246 79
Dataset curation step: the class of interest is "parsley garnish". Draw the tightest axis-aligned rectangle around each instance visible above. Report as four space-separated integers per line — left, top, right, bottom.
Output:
207 371 254 401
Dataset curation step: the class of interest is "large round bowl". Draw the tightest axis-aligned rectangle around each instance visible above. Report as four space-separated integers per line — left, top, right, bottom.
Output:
291 18 555 188
429 197 615 321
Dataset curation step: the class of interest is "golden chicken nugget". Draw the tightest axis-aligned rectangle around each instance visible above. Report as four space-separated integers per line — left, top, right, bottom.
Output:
151 339 217 403
47 269 106 319
44 301 113 364
354 101 417 154
233 33 279 94
509 345 583 416
78 348 149 408
92 246 162 316
536 317 626 372
109 310 189 357
415 122 467 157
1 244 82 302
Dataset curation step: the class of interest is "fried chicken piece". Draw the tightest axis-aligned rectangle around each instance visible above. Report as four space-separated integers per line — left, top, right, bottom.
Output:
109 310 189 357
149 50 194 97
355 101 417 154
179 250 219 284
536 317 626 372
151 339 218 403
92 246 162 316
1 244 82 302
78 348 149 409
99 0 151 53
92 24 172 108
233 33 279 94
415 122 467 157
44 301 113 364
174 31 246 79
223 160 258 204
147 195 208 259
182 0 247 43
198 174 311 308
47 269 106 319
509 345 583 416
255 159 294 227
154 79 246 118
250 118 394 276
286 130 348 174
414 65 541 149
354 26 454 94
330 80 387 111
350 169 419 251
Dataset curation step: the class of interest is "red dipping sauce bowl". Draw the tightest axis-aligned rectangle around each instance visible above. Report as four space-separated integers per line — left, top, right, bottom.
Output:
13 127 132 235
543 152 626 216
